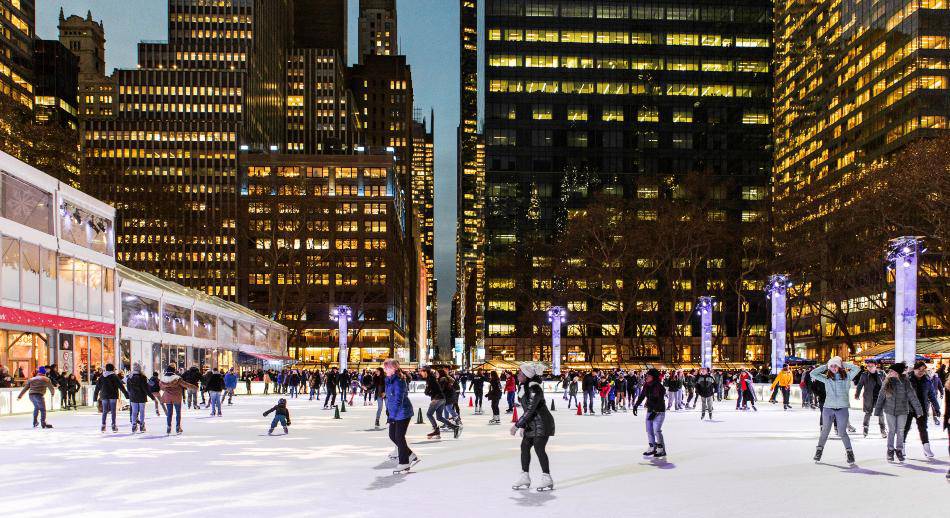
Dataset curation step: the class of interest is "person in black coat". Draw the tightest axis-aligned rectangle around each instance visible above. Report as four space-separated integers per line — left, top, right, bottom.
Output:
581 371 596 415
127 363 157 432
472 371 485 415
206 368 226 416
486 371 503 424
633 368 668 457
854 360 886 437
93 363 130 432
905 361 935 458
323 367 339 408
511 362 555 491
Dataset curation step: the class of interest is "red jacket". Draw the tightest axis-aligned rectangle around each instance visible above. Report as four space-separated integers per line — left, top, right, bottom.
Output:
505 376 516 393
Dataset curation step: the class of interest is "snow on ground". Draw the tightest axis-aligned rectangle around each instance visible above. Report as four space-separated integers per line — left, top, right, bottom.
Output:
0 392 947 517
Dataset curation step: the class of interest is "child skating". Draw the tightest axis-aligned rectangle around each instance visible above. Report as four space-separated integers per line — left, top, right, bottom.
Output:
264 398 291 435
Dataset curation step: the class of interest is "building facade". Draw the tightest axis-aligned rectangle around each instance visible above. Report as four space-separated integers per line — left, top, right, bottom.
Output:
411 111 436 352
58 10 112 121
83 0 292 300
237 152 424 366
481 0 773 366
774 0 950 359
32 39 79 130
358 0 397 62
0 0 34 110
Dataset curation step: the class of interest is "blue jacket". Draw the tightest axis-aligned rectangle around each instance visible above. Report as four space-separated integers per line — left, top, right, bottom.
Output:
224 372 238 390
810 363 860 409
384 374 413 422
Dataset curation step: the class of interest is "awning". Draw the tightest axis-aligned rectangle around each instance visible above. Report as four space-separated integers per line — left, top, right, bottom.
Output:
855 337 950 359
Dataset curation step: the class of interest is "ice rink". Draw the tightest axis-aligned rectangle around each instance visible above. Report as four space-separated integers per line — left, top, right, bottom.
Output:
1 391 947 517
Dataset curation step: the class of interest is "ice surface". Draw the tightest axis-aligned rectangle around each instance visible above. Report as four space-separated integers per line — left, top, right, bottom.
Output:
0 392 946 517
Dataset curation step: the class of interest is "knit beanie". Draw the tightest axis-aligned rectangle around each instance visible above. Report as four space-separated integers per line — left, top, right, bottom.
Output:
38 366 47 375
827 356 843 369
646 368 661 379
888 362 907 375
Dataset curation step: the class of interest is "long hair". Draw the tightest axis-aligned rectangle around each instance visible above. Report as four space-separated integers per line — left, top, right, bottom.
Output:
882 373 903 396
383 359 405 380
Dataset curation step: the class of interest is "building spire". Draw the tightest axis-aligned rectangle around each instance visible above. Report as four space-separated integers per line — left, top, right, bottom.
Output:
86 10 92 21
59 7 65 22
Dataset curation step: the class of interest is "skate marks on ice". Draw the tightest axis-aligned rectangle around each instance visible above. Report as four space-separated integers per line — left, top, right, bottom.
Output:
815 462 897 477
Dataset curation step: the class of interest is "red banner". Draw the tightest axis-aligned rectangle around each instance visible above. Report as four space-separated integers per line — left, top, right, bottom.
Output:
0 306 115 335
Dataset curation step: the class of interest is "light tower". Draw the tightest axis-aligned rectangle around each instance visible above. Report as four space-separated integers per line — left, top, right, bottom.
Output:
695 297 714 369
547 306 567 376
887 237 924 365
766 274 792 374
330 305 353 371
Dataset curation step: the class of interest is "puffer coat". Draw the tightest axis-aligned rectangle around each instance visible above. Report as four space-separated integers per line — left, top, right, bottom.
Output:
515 379 555 438
873 376 922 417
855 370 884 413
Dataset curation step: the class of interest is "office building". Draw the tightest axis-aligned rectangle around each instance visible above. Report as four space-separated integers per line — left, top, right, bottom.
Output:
358 0 397 62
0 0 34 110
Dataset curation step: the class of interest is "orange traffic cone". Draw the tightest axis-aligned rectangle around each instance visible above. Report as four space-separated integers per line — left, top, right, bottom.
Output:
511 406 519 423
576 404 582 415
468 397 473 407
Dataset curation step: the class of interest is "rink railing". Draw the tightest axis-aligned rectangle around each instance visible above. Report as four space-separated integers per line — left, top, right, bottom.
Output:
0 382 833 416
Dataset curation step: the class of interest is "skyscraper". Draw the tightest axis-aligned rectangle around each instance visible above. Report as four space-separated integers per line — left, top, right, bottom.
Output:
412 110 436 351
456 0 485 363
58 10 111 121
0 0 34 110
83 0 293 299
358 0 397 62
481 0 772 364
293 0 348 63
32 39 78 130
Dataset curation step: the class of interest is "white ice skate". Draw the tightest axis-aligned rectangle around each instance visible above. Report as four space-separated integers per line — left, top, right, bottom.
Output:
535 473 554 492
923 443 935 458
408 453 421 468
388 448 398 460
392 463 412 474
512 471 531 490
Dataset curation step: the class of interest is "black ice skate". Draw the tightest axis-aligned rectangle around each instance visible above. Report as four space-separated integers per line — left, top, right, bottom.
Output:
813 447 823 462
895 450 905 463
643 444 657 456
886 449 895 462
653 444 667 458
846 449 855 465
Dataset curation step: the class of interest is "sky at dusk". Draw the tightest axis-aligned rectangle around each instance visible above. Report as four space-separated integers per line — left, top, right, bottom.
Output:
38 0 462 347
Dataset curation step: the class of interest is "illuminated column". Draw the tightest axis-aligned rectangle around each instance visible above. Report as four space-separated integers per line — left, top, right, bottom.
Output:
766 275 791 375
888 237 923 364
330 305 352 371
695 297 714 369
547 306 567 376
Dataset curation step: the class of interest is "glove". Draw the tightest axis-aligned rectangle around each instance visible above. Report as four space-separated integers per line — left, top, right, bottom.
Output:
647 411 657 421
286 419 291 426
261 412 267 417
509 424 519 436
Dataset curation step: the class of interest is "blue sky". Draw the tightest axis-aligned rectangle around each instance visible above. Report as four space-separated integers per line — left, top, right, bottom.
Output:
38 0 461 348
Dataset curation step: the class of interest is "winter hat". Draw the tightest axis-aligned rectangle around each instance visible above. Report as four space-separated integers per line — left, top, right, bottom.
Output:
38 366 47 375
888 362 907 375
164 365 175 375
646 368 661 379
519 362 545 379
913 361 927 370
105 363 115 372
827 356 843 369
132 362 142 374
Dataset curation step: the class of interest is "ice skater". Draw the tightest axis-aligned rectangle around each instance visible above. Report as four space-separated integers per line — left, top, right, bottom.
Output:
263 398 291 435
854 360 886 437
159 364 198 435
486 371 502 424
905 361 936 458
16 367 56 429
770 365 793 410
384 359 419 474
872 362 921 463
633 368 667 458
695 367 716 420
810 356 860 464
511 362 555 491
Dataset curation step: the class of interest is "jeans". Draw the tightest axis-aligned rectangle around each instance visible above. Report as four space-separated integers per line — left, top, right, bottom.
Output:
666 390 683 410
801 385 811 407
818 407 852 450
263 382 269 395
567 393 578 408
862 409 885 429
521 435 550 473
474 391 483 409
583 389 595 413
186 389 198 408
646 412 666 446
101 399 118 427
443 400 459 421
885 413 908 451
209 391 222 415
701 396 714 415
506 391 516 411
903 414 929 445
389 417 414 464
270 414 287 430
375 397 385 423
426 399 454 430
165 403 182 429
131 402 146 428
29 393 47 425
226 388 234 404
289 385 298 398
309 385 318 400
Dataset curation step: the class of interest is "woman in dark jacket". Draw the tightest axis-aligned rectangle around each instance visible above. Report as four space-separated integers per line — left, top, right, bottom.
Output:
872 362 922 462
148 372 162 416
511 362 555 492
126 362 157 433
421 367 458 439
486 371 503 425
93 363 130 433
384 359 418 473
633 368 668 458
373 367 386 428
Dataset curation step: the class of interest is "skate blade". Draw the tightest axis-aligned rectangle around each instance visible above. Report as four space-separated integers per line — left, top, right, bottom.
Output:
536 486 554 492
393 468 412 475
511 485 530 490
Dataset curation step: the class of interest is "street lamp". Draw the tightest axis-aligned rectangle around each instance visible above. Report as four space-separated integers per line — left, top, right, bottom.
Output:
695 297 714 369
330 305 352 371
766 274 792 374
887 237 925 364
547 306 567 376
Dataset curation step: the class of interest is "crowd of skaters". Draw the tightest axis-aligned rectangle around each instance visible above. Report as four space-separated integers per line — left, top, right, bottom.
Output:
7 356 950 488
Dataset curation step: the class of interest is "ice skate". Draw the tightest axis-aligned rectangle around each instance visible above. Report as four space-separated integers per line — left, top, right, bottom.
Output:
643 443 656 456
388 448 398 460
426 429 441 439
166 426 171 435
923 443 935 458
392 463 412 474
176 427 183 435
268 428 274 435
653 444 667 458
101 425 106 433
408 453 421 468
846 424 856 433
536 473 554 492
139 425 145 434
813 447 823 462
886 449 894 462
511 471 531 490
879 425 886 438
846 449 855 465
453 424 462 439
282 426 288 434
375 418 380 429
895 450 905 463
112 425 118 433
131 424 138 433
42 423 53 429
862 426 868 438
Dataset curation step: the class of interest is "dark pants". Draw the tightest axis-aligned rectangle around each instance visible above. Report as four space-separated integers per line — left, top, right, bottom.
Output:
506 391 516 411
490 398 500 416
389 417 413 464
426 399 454 430
520 435 550 473
474 391 483 409
780 387 790 407
29 393 47 425
903 414 929 445
324 389 337 407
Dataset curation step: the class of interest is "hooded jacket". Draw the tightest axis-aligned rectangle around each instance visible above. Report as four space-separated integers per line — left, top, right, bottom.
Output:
384 374 413 421
695 374 717 398
515 378 555 437
855 370 885 413
873 375 922 417
17 375 55 398
634 379 667 414
159 373 196 404
809 363 860 409
771 370 793 390
126 372 154 404
206 371 225 391
93 371 129 401
424 373 444 400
